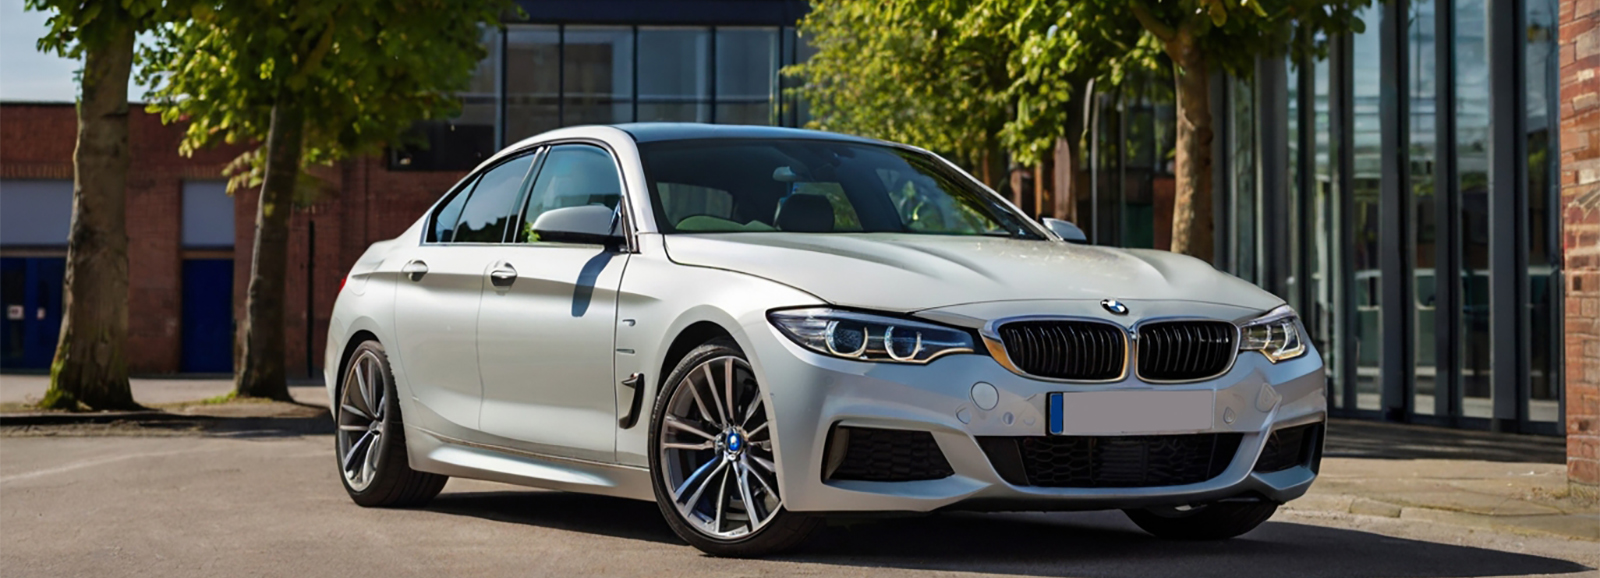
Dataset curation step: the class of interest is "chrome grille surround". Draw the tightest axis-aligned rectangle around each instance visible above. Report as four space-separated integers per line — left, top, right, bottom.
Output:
1133 319 1241 383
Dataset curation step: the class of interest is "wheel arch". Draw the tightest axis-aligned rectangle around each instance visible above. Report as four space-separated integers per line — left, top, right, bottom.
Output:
656 320 736 397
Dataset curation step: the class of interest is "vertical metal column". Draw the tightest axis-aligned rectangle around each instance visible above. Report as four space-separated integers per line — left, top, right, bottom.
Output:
1433 0 1460 420
1296 42 1317 321
1486 0 1527 431
496 27 507 150
1333 32 1360 412
1257 52 1290 299
1379 0 1413 420
1213 72 1232 269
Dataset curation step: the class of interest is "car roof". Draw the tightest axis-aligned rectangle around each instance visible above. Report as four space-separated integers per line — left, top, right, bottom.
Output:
614 122 884 145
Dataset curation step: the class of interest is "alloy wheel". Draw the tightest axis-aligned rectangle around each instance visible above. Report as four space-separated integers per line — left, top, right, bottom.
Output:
337 350 387 491
657 356 781 540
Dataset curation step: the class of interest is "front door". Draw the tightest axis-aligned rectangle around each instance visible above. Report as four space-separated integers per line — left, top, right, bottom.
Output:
477 143 629 461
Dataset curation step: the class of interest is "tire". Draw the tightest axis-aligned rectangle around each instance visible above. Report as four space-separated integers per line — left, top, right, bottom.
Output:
335 340 448 507
647 338 820 557
1124 502 1278 540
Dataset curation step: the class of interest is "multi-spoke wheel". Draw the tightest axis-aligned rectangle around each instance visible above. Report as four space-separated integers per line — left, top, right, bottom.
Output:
649 338 818 557
335 340 447 507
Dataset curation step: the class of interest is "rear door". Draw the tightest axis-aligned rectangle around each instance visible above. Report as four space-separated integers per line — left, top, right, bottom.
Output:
477 143 629 461
390 151 537 430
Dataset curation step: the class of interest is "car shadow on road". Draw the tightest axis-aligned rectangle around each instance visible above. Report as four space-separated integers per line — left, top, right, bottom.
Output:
424 490 1591 577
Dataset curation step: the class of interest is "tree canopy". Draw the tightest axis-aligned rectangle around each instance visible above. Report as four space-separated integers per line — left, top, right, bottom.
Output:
140 0 510 189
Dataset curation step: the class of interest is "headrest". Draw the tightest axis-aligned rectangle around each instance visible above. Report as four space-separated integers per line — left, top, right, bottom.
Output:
774 194 835 233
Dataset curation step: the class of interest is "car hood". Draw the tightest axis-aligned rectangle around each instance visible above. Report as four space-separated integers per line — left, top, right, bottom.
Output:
661 233 1283 313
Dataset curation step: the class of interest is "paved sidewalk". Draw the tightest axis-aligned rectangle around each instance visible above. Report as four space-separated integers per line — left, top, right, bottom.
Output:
1290 420 1599 541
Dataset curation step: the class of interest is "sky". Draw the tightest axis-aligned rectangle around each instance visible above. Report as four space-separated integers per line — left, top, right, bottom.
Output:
0 0 152 103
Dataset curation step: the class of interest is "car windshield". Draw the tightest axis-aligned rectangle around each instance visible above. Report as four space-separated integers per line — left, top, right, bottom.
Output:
637 139 1044 239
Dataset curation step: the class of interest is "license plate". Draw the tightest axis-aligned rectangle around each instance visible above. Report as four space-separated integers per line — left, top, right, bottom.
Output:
1049 390 1215 435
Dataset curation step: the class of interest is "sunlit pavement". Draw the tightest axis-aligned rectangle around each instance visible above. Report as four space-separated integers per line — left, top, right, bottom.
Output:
1 432 1596 578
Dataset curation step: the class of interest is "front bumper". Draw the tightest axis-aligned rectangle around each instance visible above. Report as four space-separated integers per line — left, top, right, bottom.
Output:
745 319 1327 514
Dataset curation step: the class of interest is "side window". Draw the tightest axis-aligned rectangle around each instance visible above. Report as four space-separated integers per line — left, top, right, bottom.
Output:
514 145 624 243
453 153 536 243
428 177 478 243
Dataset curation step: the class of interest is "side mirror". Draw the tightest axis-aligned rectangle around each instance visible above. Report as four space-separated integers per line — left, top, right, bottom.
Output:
1041 217 1089 244
529 205 623 245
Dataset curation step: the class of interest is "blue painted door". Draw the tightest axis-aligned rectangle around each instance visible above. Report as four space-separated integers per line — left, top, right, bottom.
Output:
181 259 234 373
0 257 66 369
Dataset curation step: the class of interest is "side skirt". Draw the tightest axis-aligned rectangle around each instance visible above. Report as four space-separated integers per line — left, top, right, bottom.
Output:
407 426 656 502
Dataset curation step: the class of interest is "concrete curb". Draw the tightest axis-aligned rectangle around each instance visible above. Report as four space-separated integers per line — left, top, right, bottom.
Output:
0 409 334 436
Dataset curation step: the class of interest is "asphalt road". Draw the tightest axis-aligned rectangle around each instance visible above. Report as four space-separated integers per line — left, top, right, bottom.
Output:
2 433 1596 578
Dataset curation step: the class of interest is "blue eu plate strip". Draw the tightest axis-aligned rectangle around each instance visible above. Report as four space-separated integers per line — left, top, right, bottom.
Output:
1048 393 1064 435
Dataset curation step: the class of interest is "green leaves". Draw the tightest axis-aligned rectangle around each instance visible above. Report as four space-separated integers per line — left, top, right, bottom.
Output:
139 0 511 202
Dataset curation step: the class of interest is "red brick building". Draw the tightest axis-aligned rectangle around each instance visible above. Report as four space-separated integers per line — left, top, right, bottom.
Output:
1560 0 1600 492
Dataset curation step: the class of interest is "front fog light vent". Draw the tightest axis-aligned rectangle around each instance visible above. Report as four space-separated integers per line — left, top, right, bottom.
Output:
822 426 954 482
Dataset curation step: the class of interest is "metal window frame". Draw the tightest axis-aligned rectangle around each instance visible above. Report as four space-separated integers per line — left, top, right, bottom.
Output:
1378 0 1413 421
1487 0 1529 432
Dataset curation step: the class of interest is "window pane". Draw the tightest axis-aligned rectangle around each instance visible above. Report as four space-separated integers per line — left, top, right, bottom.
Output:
430 177 477 243
1351 6 1383 411
1410 0 1439 415
1527 0 1561 422
1311 47 1341 409
181 181 234 248
564 26 634 125
639 27 710 123
455 155 535 243
715 28 777 125
0 180 72 246
1232 76 1257 283
1457 0 1492 418
517 145 623 243
506 26 561 143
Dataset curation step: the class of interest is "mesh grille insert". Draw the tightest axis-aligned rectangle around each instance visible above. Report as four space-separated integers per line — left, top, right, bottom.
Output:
978 434 1242 488
825 426 954 482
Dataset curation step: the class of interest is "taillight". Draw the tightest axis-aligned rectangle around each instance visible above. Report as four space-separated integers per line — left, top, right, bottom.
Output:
340 275 348 292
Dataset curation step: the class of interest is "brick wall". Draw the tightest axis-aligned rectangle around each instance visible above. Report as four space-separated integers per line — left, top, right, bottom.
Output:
1561 0 1600 491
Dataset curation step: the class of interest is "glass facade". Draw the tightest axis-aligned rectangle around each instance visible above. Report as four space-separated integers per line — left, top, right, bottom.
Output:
399 23 808 170
1078 0 1562 434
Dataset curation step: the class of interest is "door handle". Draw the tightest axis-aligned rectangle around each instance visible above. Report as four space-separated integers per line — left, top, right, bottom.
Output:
402 260 428 281
489 264 518 288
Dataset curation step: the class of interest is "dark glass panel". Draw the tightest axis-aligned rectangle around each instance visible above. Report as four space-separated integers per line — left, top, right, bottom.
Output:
563 26 634 125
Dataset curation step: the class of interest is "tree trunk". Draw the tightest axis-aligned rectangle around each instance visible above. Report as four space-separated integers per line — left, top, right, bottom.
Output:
234 102 303 401
1169 47 1215 262
42 22 137 411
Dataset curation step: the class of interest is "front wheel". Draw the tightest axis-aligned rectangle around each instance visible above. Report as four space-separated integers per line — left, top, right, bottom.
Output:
647 339 819 557
1124 502 1278 540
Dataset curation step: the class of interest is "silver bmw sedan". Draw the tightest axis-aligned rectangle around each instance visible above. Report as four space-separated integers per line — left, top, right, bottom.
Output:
324 123 1326 557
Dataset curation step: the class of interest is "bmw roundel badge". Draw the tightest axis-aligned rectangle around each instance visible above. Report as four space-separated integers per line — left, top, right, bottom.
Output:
1101 299 1129 315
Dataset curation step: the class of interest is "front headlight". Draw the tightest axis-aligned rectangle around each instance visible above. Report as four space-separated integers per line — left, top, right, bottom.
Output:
1238 305 1307 363
767 308 976 364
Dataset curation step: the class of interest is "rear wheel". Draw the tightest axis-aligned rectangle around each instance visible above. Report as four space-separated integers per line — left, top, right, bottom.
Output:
336 340 447 507
1124 502 1278 540
648 338 819 557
